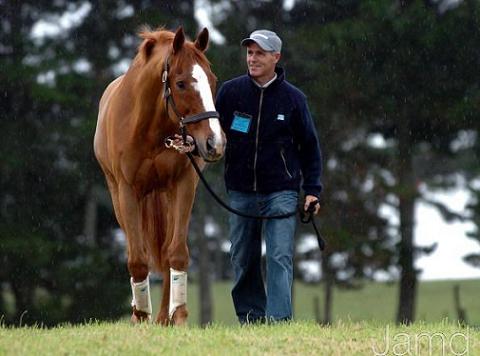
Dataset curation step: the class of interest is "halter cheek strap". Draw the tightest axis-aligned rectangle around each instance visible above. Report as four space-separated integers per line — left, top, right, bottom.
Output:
162 58 183 123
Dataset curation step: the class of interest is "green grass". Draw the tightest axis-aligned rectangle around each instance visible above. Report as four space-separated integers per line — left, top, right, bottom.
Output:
0 320 477 355
149 279 480 326
2 280 478 355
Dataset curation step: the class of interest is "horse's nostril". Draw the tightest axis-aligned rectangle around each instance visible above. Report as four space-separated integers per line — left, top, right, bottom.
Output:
206 136 216 154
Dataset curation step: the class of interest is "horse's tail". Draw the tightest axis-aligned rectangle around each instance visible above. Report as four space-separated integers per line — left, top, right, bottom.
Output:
140 190 168 272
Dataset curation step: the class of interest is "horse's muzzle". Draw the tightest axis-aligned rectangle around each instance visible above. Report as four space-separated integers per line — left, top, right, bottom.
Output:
199 133 225 162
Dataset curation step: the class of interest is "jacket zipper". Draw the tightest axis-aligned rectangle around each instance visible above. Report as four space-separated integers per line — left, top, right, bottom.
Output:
253 88 264 191
280 149 293 179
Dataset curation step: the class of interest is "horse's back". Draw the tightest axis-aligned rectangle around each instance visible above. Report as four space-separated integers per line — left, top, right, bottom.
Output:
94 75 125 174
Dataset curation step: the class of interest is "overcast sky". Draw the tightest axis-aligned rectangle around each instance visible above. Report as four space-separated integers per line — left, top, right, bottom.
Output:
415 188 480 281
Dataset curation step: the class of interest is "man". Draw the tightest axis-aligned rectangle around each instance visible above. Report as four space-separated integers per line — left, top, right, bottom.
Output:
215 29 323 323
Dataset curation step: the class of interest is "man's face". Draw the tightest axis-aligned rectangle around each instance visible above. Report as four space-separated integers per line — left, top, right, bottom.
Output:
246 42 280 82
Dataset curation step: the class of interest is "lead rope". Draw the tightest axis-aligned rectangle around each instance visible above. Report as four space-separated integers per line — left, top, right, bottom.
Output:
185 152 325 251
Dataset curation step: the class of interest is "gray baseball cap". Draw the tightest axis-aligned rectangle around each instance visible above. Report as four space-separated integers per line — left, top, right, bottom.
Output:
241 30 282 53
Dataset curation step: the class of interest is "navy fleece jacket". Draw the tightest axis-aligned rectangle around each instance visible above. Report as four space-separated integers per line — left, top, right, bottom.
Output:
215 67 323 197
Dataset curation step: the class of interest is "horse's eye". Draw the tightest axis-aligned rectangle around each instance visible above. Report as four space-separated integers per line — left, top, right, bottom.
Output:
176 81 186 90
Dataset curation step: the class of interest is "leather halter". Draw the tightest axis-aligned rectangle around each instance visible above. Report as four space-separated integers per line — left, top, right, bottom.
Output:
162 53 220 144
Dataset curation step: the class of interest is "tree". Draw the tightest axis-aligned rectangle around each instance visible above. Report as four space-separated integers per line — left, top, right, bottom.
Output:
465 187 480 269
360 0 478 323
303 0 480 323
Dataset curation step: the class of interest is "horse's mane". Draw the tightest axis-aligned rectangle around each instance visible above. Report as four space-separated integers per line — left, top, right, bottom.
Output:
133 27 212 69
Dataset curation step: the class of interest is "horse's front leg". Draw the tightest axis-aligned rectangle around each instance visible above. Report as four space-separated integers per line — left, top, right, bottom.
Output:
118 179 152 323
166 173 197 326
156 268 171 325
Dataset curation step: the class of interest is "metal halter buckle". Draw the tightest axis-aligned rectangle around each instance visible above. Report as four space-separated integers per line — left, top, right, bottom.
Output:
164 135 195 153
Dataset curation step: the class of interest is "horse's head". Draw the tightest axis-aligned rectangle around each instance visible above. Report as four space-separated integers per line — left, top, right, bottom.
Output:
136 27 225 163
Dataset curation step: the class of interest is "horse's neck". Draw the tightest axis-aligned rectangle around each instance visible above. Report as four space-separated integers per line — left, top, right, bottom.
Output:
127 67 175 144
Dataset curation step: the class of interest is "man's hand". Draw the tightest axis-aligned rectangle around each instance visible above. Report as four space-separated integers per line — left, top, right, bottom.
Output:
304 195 320 215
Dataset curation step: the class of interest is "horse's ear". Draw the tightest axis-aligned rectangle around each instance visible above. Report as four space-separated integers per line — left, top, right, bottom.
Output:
173 27 185 54
194 27 209 52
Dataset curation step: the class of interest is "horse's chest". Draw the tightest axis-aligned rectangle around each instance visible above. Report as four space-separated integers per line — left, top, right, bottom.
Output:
133 153 188 195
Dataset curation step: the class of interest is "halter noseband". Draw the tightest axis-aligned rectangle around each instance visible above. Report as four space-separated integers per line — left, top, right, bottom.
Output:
162 54 220 147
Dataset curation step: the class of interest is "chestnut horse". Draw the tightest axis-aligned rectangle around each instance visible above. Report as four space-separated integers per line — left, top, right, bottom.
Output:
94 27 225 325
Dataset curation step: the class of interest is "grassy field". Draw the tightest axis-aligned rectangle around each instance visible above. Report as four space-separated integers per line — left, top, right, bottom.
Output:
0 320 477 355
1 280 478 355
148 279 480 326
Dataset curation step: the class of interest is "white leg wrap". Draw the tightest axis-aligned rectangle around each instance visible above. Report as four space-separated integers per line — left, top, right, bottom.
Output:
169 268 187 319
130 275 152 316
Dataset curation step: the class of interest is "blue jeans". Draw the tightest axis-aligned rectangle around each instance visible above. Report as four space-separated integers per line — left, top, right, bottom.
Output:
228 190 298 323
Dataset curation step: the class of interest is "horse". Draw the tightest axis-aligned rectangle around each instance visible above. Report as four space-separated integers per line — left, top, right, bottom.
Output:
93 27 225 325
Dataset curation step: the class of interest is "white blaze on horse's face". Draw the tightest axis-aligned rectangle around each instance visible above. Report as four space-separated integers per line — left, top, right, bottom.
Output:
191 63 224 152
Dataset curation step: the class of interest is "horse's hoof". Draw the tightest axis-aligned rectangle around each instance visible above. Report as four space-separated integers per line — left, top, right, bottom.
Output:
131 306 151 323
156 312 170 326
171 305 188 326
